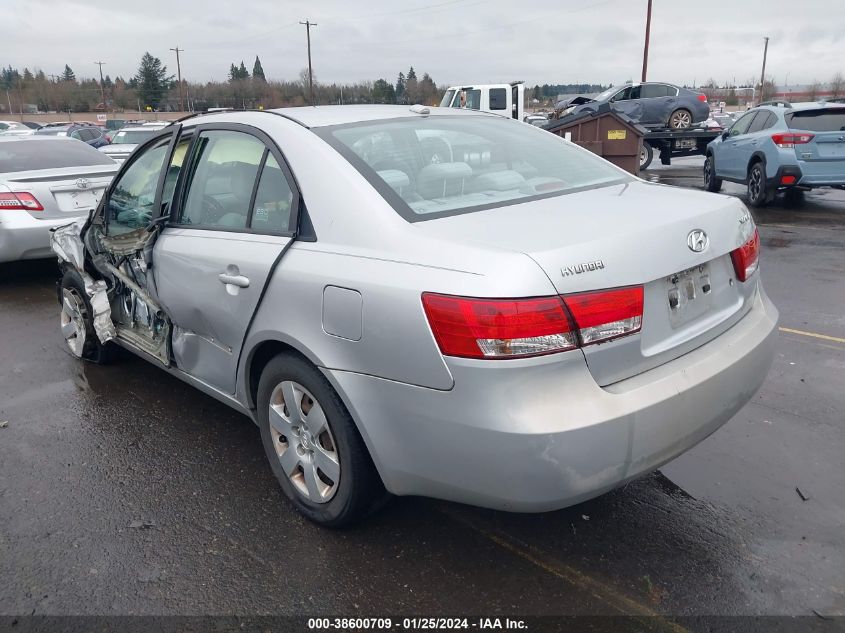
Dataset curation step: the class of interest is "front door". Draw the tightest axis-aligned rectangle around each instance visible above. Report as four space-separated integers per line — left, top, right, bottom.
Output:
719 111 758 179
154 127 299 394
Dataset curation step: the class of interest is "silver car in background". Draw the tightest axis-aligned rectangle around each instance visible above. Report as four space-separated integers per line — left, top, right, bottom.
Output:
1 137 118 262
52 105 778 527
100 121 170 163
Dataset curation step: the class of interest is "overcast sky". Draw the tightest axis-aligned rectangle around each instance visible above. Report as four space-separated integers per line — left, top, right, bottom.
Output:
7 0 844 87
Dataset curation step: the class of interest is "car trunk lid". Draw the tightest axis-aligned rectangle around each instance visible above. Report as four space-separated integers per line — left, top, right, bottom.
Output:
415 181 758 385
2 165 117 220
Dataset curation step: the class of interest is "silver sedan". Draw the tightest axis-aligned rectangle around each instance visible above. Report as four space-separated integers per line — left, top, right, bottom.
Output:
51 105 778 526
1 136 118 262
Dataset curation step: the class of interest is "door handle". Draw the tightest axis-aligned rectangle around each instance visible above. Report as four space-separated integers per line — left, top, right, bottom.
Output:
218 273 250 288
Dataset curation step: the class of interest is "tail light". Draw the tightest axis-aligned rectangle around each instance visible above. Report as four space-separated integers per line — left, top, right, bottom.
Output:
0 192 43 211
697 94 708 102
730 229 760 282
772 132 814 148
422 286 643 360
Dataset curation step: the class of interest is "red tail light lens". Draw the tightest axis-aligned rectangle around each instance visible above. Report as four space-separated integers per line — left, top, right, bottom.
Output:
564 286 644 346
422 286 644 359
730 229 760 282
697 94 708 102
0 192 43 211
421 293 577 359
772 132 814 148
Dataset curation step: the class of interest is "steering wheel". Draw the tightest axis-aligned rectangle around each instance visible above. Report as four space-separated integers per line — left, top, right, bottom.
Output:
200 195 226 225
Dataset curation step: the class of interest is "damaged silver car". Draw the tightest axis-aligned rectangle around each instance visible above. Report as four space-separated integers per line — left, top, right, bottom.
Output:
52 106 778 527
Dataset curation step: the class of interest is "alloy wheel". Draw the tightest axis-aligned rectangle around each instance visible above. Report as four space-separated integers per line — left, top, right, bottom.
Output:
60 289 87 358
670 110 692 129
749 166 762 201
268 380 340 503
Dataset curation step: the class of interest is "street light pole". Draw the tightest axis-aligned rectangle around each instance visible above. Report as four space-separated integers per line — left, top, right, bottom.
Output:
299 20 317 105
170 46 184 112
758 36 769 105
94 60 106 110
641 0 653 82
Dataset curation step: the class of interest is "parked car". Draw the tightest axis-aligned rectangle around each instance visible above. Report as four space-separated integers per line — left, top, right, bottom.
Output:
0 121 36 136
704 102 845 206
523 113 549 127
100 122 170 162
20 121 43 130
51 105 777 526
35 123 110 148
0 137 118 262
558 82 710 129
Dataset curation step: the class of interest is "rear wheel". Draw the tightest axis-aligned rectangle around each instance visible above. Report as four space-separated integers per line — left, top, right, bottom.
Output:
257 353 387 527
703 154 722 192
639 142 654 170
668 108 693 130
747 162 773 207
60 268 113 364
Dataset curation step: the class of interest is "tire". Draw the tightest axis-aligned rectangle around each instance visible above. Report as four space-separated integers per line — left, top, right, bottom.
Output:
703 154 723 192
668 108 693 130
59 267 114 364
639 142 654 170
746 162 773 207
257 353 387 527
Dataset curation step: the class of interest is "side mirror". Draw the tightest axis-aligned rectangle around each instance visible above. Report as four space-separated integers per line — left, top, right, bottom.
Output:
146 214 170 232
721 129 731 140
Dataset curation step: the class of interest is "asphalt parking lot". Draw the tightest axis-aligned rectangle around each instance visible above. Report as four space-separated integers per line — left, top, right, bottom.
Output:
1 158 843 623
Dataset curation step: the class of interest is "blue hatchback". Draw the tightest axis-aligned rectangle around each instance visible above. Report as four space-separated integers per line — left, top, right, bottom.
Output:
704 103 845 206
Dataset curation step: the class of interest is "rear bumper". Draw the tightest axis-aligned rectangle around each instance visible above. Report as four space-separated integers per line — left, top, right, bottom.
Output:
326 284 778 512
769 161 845 188
0 210 86 263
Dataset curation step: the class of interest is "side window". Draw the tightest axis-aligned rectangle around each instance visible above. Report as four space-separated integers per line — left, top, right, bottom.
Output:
628 85 641 99
747 112 774 134
611 87 631 101
69 130 82 140
162 137 192 212
106 140 170 235
666 85 679 96
640 84 666 98
489 88 507 111
730 112 757 137
250 154 295 233
464 89 481 110
179 130 265 229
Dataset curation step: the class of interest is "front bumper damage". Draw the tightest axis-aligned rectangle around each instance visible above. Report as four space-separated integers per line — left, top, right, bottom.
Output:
50 219 116 345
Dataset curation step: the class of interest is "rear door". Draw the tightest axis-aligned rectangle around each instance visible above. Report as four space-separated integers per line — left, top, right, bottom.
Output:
639 83 673 125
153 124 300 394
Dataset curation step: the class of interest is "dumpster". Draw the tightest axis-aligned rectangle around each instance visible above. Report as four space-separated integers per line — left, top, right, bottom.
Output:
544 104 647 175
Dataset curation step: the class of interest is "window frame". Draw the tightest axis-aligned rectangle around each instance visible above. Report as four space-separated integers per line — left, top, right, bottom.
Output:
728 111 758 137
165 122 301 238
747 111 775 134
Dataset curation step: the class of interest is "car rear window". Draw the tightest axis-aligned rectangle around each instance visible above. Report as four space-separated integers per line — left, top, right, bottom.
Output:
318 115 629 222
786 108 845 132
0 139 116 172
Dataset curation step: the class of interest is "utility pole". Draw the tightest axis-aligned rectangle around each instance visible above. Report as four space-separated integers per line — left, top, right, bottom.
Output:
641 0 653 82
94 61 106 110
758 37 769 105
170 46 184 112
299 20 317 105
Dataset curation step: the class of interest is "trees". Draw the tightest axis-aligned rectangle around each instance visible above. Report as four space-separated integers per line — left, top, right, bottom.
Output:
395 72 406 104
132 52 173 109
61 64 75 82
253 56 266 82
372 78 395 104
831 72 844 99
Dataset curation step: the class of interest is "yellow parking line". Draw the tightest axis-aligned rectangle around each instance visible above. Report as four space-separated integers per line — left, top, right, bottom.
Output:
439 506 690 633
779 327 845 345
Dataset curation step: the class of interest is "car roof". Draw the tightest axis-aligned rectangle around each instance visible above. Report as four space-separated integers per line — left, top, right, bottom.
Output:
266 104 495 128
0 135 77 143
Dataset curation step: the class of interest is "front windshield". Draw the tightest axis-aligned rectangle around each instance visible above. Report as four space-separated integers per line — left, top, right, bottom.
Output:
594 86 621 102
111 129 157 145
440 90 456 108
320 115 629 221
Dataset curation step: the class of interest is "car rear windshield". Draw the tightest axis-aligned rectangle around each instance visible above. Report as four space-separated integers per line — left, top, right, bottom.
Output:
786 108 845 132
111 130 158 144
319 115 629 221
0 139 115 172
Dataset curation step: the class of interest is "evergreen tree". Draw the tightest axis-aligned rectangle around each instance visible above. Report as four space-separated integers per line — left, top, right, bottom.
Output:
395 71 405 104
103 74 113 88
253 56 266 82
407 66 417 81
372 78 395 104
61 64 75 82
23 68 33 82
229 63 238 82
238 61 249 79
132 52 173 109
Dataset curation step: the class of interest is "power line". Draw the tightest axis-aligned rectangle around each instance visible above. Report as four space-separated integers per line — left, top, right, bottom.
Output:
299 20 317 105
170 46 185 112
